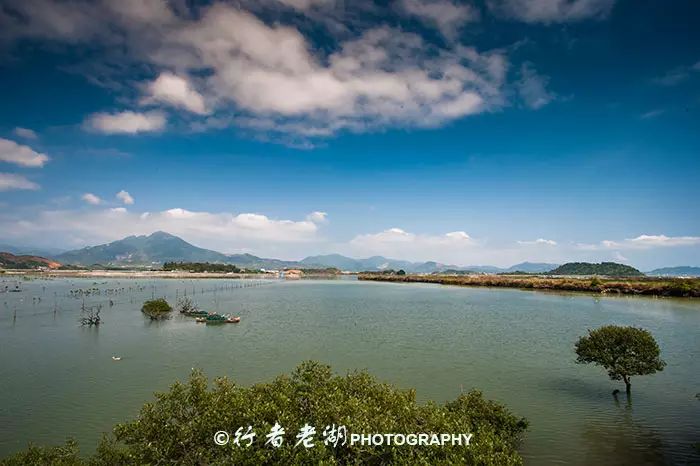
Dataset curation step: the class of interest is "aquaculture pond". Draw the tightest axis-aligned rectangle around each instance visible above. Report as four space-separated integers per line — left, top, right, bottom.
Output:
1 277 699 465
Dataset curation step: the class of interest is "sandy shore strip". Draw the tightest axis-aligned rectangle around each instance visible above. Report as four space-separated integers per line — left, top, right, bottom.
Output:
1 269 280 279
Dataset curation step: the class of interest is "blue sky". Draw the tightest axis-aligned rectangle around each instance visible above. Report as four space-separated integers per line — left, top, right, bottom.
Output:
0 0 698 269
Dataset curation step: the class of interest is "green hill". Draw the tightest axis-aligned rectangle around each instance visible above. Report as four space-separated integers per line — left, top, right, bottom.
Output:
0 252 61 269
55 232 305 269
55 231 229 266
549 262 644 277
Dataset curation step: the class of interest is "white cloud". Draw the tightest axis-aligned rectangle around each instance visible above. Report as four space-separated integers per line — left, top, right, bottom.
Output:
116 190 135 205
517 63 555 109
306 211 328 223
81 193 102 205
651 67 691 87
578 234 700 250
0 1 509 141
142 72 208 114
518 238 557 246
640 109 665 120
163 11 505 133
13 127 38 139
0 138 49 167
616 235 700 249
650 61 700 87
398 0 479 39
488 0 616 23
0 207 324 255
349 228 476 262
85 111 166 134
0 172 39 191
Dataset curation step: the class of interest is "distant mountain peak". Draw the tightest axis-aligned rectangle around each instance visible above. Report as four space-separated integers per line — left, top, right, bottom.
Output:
149 231 176 238
56 232 226 266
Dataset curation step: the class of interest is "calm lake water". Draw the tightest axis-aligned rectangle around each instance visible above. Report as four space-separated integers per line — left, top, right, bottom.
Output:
1 277 699 464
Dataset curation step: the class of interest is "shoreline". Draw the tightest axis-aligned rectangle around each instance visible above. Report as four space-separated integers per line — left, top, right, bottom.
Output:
0 269 279 279
358 273 700 298
0 269 350 280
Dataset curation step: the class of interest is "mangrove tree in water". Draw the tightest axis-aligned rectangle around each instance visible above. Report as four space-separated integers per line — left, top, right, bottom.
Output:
575 325 666 394
141 298 172 320
1 361 528 465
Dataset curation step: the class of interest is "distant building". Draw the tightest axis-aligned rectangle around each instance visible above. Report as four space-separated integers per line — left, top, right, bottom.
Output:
282 269 303 279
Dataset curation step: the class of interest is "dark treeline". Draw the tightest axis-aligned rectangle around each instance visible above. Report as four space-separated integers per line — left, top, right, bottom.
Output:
162 262 250 273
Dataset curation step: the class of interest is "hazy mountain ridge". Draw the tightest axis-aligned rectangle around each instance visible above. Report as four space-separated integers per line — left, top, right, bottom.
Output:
0 244 66 258
646 266 700 277
50 233 489 272
5 233 693 276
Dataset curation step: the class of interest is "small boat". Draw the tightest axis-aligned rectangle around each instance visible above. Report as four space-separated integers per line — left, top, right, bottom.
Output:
195 317 206 323
205 314 228 324
111 356 122 361
203 313 241 324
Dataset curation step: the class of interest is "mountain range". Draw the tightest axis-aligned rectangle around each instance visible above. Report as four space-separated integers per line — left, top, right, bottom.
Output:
37 232 559 273
2 232 697 276
645 266 700 277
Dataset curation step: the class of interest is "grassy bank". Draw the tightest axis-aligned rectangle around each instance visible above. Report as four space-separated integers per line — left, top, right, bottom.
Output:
358 274 700 298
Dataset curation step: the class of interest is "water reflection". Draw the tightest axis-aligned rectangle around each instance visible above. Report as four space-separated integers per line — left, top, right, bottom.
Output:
580 406 672 465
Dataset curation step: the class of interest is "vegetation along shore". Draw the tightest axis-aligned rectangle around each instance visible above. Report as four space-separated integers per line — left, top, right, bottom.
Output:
358 273 700 298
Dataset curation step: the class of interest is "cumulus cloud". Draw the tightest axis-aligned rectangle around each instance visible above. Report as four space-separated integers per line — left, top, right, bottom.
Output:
398 0 479 39
306 211 328 223
488 0 616 23
0 172 39 191
0 138 49 167
0 207 326 255
610 235 700 249
162 11 503 132
517 63 555 109
81 193 102 205
0 1 508 142
141 72 208 114
578 234 700 250
116 190 135 205
13 127 38 139
85 111 166 134
518 238 557 246
349 228 476 262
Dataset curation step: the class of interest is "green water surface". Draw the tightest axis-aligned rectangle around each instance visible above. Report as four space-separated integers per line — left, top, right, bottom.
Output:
1 277 698 465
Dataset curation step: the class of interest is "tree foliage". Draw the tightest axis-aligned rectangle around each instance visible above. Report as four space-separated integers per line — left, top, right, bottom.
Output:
1 362 528 465
0 439 82 466
141 298 173 320
575 325 666 392
549 262 644 277
163 262 244 273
